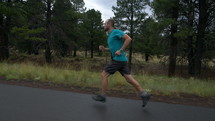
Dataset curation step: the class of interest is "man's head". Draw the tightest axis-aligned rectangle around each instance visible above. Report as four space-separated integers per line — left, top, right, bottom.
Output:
104 19 115 31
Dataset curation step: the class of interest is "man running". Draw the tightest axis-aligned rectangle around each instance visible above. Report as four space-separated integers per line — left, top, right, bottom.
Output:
92 19 151 107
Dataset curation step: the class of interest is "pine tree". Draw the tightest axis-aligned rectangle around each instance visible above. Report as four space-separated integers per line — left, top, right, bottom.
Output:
193 0 212 77
112 0 149 69
136 17 163 62
23 0 46 55
0 0 11 61
152 0 180 77
84 9 103 58
44 0 53 63
0 0 25 60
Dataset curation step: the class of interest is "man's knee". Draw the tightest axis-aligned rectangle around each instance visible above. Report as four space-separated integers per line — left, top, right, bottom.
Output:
101 71 109 79
124 74 134 83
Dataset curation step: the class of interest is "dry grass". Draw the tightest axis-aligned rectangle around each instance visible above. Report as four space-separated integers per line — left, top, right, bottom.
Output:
0 61 214 97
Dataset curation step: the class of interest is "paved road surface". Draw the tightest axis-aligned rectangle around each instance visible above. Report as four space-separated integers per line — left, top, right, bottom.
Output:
0 84 214 121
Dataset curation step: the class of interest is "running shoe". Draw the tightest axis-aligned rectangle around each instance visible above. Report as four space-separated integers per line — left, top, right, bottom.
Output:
141 92 151 107
92 94 106 102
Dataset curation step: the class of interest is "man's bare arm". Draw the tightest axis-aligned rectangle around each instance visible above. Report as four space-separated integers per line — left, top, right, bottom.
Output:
99 45 109 51
121 34 132 51
115 34 132 55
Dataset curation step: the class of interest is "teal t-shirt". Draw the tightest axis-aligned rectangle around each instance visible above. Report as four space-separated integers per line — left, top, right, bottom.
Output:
107 29 128 62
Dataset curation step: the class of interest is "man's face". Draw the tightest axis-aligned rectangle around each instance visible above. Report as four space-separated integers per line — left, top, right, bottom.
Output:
103 20 109 31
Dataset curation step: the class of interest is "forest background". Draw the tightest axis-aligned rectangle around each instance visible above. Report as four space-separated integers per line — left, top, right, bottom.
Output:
0 0 214 82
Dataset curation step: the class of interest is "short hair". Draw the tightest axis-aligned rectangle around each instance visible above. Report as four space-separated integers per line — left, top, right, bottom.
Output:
107 18 115 27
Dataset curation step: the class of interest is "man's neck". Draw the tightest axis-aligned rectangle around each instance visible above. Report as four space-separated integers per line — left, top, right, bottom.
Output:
108 28 114 34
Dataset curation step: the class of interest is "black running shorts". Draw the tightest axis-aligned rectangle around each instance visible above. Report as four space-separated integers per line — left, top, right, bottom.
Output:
104 60 131 76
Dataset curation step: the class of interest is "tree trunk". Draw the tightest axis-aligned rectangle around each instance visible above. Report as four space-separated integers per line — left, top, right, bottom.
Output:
60 41 67 57
168 0 179 77
187 0 195 75
85 44 88 57
0 0 10 61
90 39 93 58
0 7 5 61
45 41 51 63
128 39 133 69
145 53 149 62
128 1 134 70
45 0 52 63
0 30 9 61
188 35 195 75
193 0 208 77
73 46 77 57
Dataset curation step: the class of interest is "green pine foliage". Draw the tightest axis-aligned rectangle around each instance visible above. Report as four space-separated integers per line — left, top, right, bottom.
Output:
0 0 214 78
11 27 47 42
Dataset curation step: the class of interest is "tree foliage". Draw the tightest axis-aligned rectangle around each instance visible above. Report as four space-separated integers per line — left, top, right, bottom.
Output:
0 0 214 77
151 0 215 77
113 0 149 69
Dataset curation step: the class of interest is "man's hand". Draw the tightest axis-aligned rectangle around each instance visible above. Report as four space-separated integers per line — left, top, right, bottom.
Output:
115 50 122 56
99 45 105 51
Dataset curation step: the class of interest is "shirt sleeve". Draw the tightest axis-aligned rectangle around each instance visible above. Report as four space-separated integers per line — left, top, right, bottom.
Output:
116 30 125 39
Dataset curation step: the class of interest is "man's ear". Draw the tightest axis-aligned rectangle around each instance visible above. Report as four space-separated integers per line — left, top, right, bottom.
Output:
107 22 110 26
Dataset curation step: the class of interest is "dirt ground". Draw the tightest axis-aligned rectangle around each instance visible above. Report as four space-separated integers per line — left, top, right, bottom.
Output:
0 77 214 108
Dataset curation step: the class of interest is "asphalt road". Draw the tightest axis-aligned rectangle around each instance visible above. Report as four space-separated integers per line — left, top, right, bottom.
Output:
0 84 214 121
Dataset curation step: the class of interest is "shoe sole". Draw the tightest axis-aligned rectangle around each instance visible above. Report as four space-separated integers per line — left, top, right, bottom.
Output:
142 95 151 107
92 96 106 103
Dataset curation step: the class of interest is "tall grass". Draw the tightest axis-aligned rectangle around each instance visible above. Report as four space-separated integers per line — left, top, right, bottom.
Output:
0 62 214 97
134 75 215 96
0 62 101 88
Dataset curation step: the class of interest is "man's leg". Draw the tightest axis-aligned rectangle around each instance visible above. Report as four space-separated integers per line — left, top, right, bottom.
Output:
123 74 143 93
101 71 110 95
123 74 151 107
92 71 109 102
